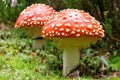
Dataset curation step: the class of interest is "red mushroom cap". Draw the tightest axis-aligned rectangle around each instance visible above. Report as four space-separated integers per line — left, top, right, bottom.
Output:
15 4 56 28
42 9 104 38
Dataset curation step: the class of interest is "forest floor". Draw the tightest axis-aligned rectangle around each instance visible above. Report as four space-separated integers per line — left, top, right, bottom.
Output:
0 23 120 80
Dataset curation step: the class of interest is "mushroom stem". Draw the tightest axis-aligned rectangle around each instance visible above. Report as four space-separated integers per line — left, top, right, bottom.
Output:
28 26 42 38
28 27 46 49
53 37 100 76
63 45 80 76
33 39 46 49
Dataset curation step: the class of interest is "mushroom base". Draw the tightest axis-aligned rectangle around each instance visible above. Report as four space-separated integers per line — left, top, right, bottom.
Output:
53 37 100 76
63 46 80 76
28 26 42 38
27 26 46 49
33 39 46 49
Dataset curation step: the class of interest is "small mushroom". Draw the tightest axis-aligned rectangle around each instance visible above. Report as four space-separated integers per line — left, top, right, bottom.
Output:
42 9 105 76
15 3 56 48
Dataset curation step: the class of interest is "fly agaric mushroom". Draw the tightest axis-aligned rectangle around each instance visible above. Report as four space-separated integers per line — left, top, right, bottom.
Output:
42 9 104 76
15 3 56 48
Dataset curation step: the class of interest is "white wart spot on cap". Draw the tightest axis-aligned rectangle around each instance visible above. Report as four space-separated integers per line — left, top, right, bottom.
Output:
42 31 45 33
95 32 98 35
97 22 100 25
94 25 97 28
56 23 62 27
37 22 40 24
66 28 70 32
89 32 92 35
84 19 90 22
77 29 80 32
46 33 48 36
29 13 34 17
44 27 48 30
51 31 54 33
93 29 96 32
91 18 96 24
32 17 36 21
71 31 75 34
57 33 60 36
59 28 64 31
54 27 58 30
24 21 27 24
74 20 79 23
27 19 31 22
51 24 55 28
82 30 84 33
61 32 65 36
87 25 92 29
37 17 42 21
76 34 80 36
85 32 88 34
75 25 79 27
80 24 85 27
65 23 71 27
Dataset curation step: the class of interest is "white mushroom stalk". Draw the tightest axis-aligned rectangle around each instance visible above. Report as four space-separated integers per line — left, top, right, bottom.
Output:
28 26 46 49
32 38 46 49
63 44 80 76
54 37 100 76
42 9 105 76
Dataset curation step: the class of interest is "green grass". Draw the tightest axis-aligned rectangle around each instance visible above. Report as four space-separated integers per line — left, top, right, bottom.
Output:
0 54 91 80
109 51 120 70
0 53 67 80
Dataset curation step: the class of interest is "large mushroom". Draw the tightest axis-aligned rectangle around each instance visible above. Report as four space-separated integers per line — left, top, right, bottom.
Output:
15 3 56 48
42 9 105 76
